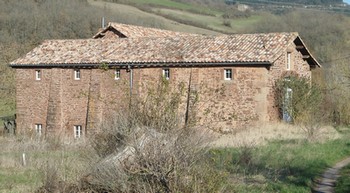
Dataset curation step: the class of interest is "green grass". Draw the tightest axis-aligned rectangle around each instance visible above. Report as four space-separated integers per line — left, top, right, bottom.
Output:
0 168 41 193
98 0 265 34
209 130 350 192
0 99 15 117
0 99 15 131
152 8 263 33
0 127 348 192
0 137 89 193
119 0 220 16
335 164 350 193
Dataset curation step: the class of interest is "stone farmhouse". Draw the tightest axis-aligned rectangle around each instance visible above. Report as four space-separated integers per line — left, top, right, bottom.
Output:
9 23 320 137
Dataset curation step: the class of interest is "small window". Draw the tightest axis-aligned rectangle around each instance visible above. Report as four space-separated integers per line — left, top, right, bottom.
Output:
163 69 170 80
35 70 41 80
74 125 82 138
224 69 232 80
35 124 42 136
115 69 120 80
74 69 81 80
287 52 291 70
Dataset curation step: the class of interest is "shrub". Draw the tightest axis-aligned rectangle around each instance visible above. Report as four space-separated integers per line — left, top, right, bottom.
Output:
275 75 324 140
82 80 226 192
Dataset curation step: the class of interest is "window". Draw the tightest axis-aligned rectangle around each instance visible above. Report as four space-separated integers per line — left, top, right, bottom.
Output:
287 52 291 70
282 88 293 123
74 69 81 80
35 70 41 80
35 124 42 136
163 69 170 80
74 125 82 138
224 69 232 80
115 69 121 80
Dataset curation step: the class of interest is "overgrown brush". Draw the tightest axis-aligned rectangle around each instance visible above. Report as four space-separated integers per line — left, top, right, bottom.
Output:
69 80 227 192
275 74 324 140
30 72 226 192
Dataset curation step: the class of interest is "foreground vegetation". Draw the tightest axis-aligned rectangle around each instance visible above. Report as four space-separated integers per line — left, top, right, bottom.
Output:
0 125 348 192
336 164 350 193
212 136 350 192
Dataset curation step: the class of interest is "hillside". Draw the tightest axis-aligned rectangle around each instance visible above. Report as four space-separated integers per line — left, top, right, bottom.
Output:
87 0 220 35
225 0 344 5
0 1 350 192
269 0 343 4
1 0 350 124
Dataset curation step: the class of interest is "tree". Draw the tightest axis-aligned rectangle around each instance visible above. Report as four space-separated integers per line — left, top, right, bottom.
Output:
275 75 323 140
80 80 225 192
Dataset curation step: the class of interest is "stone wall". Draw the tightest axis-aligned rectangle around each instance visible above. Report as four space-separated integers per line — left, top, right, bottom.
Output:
266 42 312 122
15 68 50 134
15 44 312 136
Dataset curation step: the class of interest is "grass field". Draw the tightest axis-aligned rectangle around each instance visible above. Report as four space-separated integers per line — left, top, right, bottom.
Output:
0 125 348 192
89 0 267 34
88 0 267 35
0 137 89 193
87 0 220 35
153 8 262 33
115 0 220 16
336 164 350 193
210 127 350 192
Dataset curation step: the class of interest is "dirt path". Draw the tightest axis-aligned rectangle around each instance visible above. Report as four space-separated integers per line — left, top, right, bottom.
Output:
312 157 350 193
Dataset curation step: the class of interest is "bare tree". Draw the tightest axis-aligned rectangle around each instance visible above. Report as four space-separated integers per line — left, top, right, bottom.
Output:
275 75 324 141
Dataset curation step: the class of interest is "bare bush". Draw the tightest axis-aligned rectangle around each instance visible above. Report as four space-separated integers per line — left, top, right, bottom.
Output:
275 75 324 140
85 120 227 192
37 162 80 193
80 80 226 192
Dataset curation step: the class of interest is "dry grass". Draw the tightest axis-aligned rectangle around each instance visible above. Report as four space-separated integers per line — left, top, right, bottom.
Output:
211 122 340 148
0 122 340 192
0 136 90 193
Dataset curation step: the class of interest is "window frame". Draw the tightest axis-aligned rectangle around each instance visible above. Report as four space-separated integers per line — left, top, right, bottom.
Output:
74 69 81 80
163 68 170 80
35 124 42 136
287 52 291 71
74 125 82 139
224 69 232 80
115 69 121 80
35 70 41 80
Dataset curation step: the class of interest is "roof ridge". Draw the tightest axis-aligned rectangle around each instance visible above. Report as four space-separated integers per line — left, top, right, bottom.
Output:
42 32 299 44
11 31 318 67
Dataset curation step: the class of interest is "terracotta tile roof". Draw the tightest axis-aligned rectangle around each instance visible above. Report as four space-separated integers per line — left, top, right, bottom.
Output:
11 32 319 67
93 22 195 39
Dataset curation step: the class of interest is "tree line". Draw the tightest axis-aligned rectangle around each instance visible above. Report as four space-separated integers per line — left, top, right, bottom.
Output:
1 0 350 124
0 0 166 116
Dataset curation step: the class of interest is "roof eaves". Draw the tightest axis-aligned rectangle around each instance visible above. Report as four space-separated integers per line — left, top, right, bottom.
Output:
9 61 272 68
295 36 321 68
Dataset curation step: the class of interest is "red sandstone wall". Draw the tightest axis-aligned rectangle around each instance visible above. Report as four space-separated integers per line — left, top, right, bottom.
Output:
266 43 312 122
15 69 50 135
15 44 312 136
14 66 276 135
130 66 269 132
15 68 127 136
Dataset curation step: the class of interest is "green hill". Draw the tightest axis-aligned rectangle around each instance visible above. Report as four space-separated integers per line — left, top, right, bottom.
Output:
1 0 350 123
225 0 344 5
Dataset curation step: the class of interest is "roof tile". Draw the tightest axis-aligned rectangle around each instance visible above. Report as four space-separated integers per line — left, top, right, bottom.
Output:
93 22 195 38
11 32 300 66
